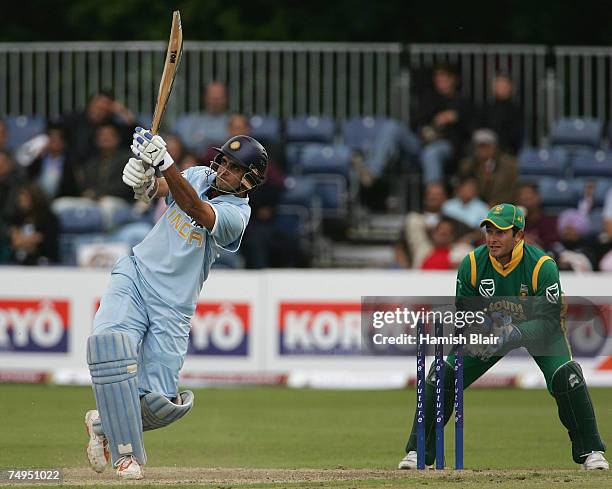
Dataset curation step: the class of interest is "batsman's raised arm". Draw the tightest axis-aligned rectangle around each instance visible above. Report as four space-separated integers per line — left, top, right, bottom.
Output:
129 127 216 230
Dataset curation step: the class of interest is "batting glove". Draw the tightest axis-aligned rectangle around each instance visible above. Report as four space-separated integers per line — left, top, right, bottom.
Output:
131 127 174 171
122 157 155 188
133 178 159 204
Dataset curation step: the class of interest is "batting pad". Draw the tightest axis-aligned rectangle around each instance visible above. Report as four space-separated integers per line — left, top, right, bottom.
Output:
141 390 195 431
87 332 146 466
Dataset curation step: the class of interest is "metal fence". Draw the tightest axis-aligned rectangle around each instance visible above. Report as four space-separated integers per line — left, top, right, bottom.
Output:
553 46 612 124
2 41 612 145
0 41 406 124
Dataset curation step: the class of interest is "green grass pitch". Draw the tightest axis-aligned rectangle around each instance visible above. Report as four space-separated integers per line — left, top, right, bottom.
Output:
0 384 610 488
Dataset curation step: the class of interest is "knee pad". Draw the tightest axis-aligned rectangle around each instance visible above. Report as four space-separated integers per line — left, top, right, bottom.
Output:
88 332 146 465
141 390 195 431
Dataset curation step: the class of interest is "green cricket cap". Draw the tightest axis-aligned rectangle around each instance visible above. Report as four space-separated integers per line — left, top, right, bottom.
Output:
480 203 525 230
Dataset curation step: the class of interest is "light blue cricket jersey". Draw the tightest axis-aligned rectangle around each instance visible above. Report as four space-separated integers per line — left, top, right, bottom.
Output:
133 166 250 315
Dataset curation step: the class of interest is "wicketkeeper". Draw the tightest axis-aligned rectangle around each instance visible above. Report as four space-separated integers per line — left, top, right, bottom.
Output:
399 203 608 470
84 129 268 479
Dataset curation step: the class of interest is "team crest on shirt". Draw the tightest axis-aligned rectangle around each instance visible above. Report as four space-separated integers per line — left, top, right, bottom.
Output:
519 283 529 299
479 279 495 297
546 283 560 303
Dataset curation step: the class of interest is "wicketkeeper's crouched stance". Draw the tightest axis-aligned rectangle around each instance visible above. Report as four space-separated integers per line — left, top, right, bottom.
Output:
84 129 268 479
399 204 608 470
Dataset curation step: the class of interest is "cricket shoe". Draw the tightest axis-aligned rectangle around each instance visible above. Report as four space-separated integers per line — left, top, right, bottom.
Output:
84 410 109 473
116 455 144 479
582 451 609 470
398 451 432 469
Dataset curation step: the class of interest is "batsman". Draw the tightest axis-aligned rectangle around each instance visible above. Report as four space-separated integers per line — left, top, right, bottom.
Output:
83 130 268 479
399 203 608 470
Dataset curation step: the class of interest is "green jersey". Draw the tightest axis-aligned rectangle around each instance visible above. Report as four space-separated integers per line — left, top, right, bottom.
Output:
455 240 563 343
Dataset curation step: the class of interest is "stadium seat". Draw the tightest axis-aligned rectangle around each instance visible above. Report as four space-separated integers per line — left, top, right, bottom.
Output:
550 118 602 148
56 206 105 234
249 115 281 145
274 205 311 237
342 116 388 154
4 115 46 150
518 147 568 177
285 115 335 144
298 144 352 177
280 177 318 207
59 233 108 266
570 150 612 178
538 178 580 208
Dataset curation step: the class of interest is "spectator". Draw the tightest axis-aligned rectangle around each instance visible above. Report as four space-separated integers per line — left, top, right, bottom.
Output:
0 150 23 221
164 133 187 164
598 188 612 271
26 125 80 199
201 113 250 164
8 184 59 265
515 182 558 252
177 80 229 153
0 119 9 154
0 151 24 262
458 129 518 206
391 236 412 269
480 73 523 154
441 176 489 229
553 209 597 272
415 64 474 183
353 120 421 188
420 218 471 270
78 123 133 203
58 91 136 165
401 182 448 268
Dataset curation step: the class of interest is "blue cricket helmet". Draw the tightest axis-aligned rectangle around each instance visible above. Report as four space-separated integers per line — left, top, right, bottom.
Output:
213 135 268 192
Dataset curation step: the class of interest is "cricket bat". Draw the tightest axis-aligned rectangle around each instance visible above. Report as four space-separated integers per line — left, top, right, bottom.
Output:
151 10 183 135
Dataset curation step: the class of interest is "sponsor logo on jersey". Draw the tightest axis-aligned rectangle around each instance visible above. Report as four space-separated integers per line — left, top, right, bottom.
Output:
166 207 205 246
188 302 249 356
479 279 496 297
546 283 560 304
0 299 69 353
519 283 529 298
278 303 362 355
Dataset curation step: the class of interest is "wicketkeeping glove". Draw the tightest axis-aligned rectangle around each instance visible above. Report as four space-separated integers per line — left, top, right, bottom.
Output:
131 127 174 171
122 157 155 188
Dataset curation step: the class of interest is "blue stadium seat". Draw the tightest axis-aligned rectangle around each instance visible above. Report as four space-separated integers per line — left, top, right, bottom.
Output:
570 150 612 178
342 116 388 153
280 177 318 207
285 116 335 143
550 118 602 148
518 147 568 177
298 144 352 177
538 178 580 208
4 115 46 150
57 206 105 233
250 115 281 145
309 175 348 217
274 205 310 237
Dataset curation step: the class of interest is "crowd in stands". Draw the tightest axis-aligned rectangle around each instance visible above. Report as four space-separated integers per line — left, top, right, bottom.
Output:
1 64 612 271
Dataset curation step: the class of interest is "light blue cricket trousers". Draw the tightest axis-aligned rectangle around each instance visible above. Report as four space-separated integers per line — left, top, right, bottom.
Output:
92 256 191 398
